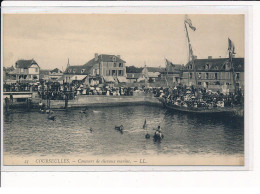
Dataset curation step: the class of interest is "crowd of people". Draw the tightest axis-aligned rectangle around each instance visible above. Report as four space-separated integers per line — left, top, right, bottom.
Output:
3 82 244 109
158 84 244 109
3 82 38 92
36 82 141 100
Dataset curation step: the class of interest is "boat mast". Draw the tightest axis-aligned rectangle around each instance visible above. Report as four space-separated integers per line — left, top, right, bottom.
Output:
184 20 198 87
228 38 237 94
165 58 169 87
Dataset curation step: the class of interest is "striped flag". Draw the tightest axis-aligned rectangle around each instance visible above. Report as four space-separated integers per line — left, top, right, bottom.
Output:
185 15 196 31
228 38 236 55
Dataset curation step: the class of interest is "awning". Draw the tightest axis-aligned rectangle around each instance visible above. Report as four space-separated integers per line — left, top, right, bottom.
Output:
71 75 87 81
117 76 128 83
103 76 115 83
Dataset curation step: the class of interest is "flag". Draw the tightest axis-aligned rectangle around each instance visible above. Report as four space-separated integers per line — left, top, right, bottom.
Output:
228 38 236 55
165 59 175 73
185 15 196 31
165 59 175 67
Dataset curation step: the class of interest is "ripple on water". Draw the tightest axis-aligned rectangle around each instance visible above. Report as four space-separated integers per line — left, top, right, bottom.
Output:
3 106 244 157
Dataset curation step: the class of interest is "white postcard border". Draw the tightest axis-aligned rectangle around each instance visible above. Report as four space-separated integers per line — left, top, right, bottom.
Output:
1 2 252 172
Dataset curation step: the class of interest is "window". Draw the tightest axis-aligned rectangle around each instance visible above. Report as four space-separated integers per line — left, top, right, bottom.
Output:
81 69 85 73
112 70 116 76
68 69 71 73
73 69 76 74
106 70 110 76
205 64 210 70
236 73 240 80
189 73 192 79
215 73 218 79
113 62 117 67
190 65 193 70
35 68 38 72
93 69 98 76
112 56 116 62
198 73 201 79
198 82 202 85
223 64 226 70
118 70 123 76
205 73 209 79
119 63 123 67
21 68 24 73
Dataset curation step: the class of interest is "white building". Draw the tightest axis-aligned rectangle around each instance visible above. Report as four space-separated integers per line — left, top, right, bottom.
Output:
7 59 40 83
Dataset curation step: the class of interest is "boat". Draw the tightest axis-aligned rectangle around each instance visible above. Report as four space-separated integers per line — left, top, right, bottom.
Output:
161 15 242 116
161 98 235 115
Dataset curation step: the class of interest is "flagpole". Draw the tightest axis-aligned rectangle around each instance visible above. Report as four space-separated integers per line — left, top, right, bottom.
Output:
184 21 198 87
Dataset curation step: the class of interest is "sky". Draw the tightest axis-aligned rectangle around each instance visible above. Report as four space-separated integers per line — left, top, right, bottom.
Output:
3 14 244 70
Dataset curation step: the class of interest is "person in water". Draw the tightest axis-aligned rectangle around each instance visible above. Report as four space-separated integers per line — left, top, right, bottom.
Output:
39 100 43 109
155 125 163 139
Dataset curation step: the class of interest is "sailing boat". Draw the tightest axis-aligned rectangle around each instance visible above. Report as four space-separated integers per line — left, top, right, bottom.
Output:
161 15 235 115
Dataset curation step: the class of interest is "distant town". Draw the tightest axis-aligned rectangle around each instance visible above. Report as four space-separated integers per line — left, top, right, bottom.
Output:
3 53 244 93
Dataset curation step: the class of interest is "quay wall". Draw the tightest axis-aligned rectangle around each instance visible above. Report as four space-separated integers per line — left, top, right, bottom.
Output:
33 95 162 109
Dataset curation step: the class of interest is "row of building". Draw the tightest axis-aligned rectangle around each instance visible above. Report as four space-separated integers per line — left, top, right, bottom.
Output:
3 53 244 92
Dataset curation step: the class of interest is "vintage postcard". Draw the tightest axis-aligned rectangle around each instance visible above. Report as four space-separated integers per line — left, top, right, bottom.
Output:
1 5 250 171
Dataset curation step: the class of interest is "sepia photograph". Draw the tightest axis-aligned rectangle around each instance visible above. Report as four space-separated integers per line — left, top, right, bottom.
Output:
2 13 245 167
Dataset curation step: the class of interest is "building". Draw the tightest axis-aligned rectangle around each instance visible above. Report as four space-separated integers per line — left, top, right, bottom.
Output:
126 66 145 83
63 54 127 85
49 68 63 81
3 66 15 83
39 69 51 81
159 60 183 85
181 57 244 92
6 59 40 83
126 73 145 83
141 66 164 82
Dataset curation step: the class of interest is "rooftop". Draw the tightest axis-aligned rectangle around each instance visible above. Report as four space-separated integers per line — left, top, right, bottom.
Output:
15 59 38 69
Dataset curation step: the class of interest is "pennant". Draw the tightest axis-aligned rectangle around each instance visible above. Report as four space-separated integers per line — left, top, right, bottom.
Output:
185 15 196 31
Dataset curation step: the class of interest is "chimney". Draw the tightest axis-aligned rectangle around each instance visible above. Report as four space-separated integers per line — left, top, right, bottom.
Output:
95 53 98 61
117 55 120 59
208 56 212 59
219 56 221 58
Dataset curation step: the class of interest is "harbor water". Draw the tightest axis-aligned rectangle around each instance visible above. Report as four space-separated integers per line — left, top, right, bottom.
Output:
3 105 244 165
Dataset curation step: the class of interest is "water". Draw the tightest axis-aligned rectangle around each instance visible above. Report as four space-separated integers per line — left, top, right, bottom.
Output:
3 105 244 160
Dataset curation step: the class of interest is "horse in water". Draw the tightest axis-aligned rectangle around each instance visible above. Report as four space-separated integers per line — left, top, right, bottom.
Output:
115 125 124 134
